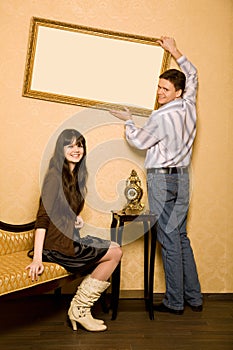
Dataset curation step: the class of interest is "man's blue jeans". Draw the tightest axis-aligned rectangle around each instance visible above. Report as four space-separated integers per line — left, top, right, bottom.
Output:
147 171 202 310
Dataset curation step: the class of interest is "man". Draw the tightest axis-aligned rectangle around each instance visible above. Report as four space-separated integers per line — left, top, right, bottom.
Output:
110 36 202 314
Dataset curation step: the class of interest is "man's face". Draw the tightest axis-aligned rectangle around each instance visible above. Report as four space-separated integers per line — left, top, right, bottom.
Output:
157 78 182 105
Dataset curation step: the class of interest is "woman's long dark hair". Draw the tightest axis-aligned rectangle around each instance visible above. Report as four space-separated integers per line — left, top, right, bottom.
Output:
49 129 88 215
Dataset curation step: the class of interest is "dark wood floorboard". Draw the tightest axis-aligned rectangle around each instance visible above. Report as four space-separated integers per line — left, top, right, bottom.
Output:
0 294 232 350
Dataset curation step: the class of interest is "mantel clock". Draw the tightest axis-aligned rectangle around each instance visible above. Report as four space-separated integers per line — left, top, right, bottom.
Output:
123 169 144 213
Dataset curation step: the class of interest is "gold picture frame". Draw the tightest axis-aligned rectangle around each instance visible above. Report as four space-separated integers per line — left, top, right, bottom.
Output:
23 17 170 116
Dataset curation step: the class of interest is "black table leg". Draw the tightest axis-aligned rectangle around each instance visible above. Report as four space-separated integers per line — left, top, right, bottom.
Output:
111 261 121 320
111 223 124 320
110 214 118 242
143 222 149 303
148 224 157 320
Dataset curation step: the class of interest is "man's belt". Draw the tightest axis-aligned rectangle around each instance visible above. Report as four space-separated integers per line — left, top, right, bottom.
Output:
147 167 189 175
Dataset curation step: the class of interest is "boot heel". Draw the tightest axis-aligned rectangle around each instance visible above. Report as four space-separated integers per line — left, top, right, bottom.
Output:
70 318 78 331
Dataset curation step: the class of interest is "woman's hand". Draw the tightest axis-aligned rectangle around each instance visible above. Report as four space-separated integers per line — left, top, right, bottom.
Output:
109 107 132 121
75 215 84 229
25 260 44 281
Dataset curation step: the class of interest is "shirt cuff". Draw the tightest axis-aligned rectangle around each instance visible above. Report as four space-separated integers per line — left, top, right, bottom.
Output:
177 55 187 65
125 119 134 126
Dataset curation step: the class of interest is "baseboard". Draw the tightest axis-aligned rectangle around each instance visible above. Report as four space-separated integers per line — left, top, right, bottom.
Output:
119 290 233 300
119 290 152 299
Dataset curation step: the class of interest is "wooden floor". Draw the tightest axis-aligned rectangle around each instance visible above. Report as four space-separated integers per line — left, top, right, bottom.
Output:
0 293 232 350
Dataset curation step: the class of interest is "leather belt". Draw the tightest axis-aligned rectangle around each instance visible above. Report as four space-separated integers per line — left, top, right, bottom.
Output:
147 167 189 175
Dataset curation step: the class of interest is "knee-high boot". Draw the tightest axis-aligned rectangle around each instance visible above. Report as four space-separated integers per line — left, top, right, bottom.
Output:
68 274 110 332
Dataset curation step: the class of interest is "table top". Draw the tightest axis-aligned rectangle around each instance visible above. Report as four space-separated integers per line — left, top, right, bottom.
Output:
111 210 156 221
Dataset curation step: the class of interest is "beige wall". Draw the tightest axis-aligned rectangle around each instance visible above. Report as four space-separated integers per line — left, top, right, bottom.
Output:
0 0 232 293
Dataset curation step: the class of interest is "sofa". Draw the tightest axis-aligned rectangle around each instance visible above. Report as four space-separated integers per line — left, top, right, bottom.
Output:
0 221 78 298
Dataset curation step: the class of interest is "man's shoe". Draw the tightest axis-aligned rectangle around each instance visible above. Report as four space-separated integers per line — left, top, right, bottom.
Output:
154 303 184 315
185 302 203 312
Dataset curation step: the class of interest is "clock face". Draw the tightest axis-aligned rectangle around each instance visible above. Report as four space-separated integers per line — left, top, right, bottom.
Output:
125 184 142 202
126 187 138 201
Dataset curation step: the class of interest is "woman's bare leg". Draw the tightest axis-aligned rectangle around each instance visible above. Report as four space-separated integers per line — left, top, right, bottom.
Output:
91 242 122 281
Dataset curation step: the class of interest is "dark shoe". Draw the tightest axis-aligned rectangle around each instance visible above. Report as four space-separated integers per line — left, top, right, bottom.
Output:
154 303 184 315
185 302 203 312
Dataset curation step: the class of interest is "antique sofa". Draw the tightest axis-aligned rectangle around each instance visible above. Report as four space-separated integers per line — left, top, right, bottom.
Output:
0 221 78 298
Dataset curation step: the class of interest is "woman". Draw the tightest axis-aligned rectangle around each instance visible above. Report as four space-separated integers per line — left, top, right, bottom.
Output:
26 129 122 332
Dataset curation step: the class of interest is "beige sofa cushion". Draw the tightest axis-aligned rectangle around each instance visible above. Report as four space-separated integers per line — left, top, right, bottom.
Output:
0 250 70 296
0 229 71 296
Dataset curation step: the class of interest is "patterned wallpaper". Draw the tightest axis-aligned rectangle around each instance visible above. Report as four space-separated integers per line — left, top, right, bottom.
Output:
0 0 232 292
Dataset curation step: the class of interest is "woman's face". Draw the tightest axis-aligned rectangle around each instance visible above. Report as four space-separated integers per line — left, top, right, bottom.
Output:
64 138 84 169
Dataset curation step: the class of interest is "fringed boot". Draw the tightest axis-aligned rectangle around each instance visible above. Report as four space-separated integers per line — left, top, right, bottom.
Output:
68 275 110 332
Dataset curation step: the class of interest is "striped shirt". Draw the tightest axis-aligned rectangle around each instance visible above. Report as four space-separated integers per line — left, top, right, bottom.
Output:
125 56 197 169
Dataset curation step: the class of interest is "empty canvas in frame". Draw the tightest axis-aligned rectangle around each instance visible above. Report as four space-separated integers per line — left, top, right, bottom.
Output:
23 17 170 116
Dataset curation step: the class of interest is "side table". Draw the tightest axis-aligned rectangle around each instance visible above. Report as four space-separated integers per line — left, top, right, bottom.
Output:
110 210 157 320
